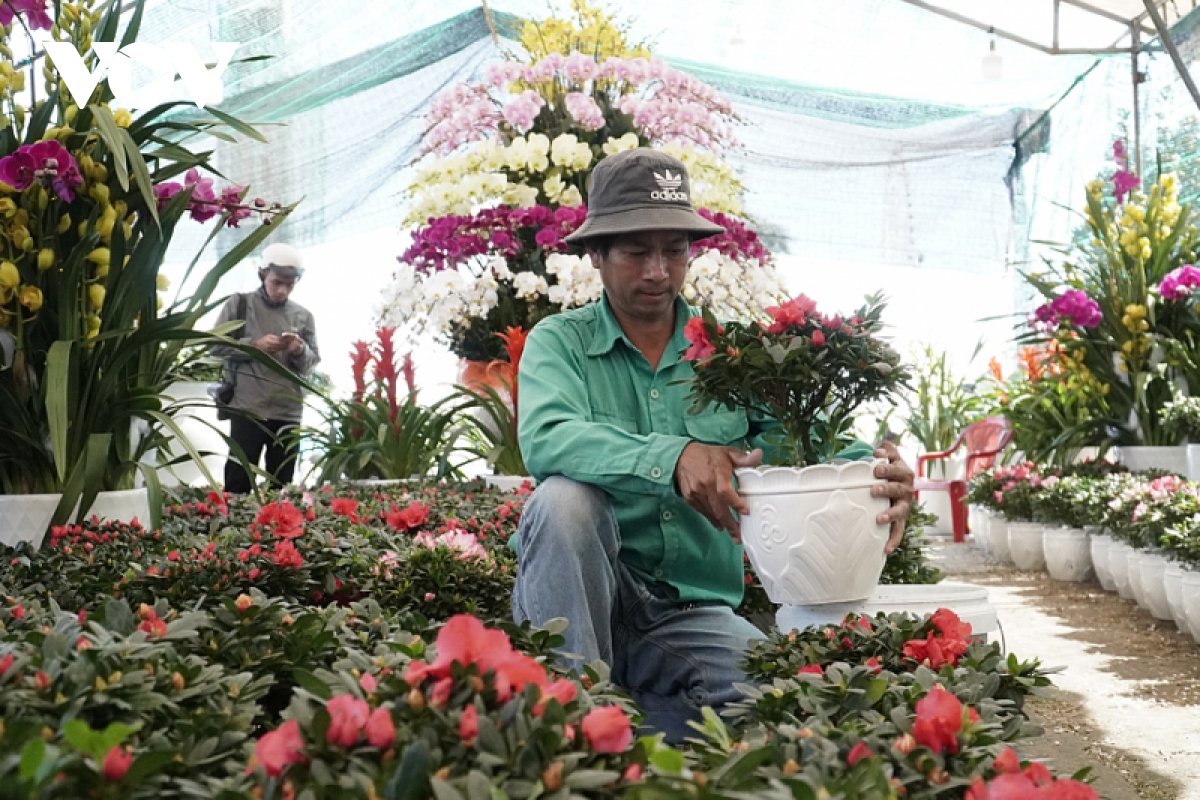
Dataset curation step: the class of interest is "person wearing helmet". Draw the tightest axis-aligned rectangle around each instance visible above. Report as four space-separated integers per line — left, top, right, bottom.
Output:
210 242 320 492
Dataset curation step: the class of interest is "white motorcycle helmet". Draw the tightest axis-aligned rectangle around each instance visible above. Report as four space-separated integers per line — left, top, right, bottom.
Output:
259 242 305 280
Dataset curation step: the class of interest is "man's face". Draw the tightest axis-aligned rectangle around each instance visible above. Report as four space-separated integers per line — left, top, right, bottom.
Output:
589 230 690 326
263 269 297 303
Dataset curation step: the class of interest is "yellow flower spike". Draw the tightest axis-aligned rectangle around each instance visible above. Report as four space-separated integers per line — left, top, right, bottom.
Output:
77 220 89 237
113 200 127 217
122 221 133 239
86 247 110 267
113 108 132 127
0 198 13 216
86 314 100 335
19 236 32 252
37 248 54 270
64 105 77 124
43 126 59 141
155 294 162 311
54 127 74 142
155 274 170 291
90 183 109 205
18 285 43 312
88 284 104 309
0 261 18 288
89 163 107 182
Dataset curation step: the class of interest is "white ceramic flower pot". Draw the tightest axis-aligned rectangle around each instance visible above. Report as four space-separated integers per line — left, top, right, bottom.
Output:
0 488 151 550
1163 563 1188 631
483 474 536 492
1109 542 1135 600
973 508 991 552
988 515 1011 563
1043 526 1093 582
1127 550 1147 606
1088 528 1117 591
1007 522 1046 571
1136 552 1172 621
777 582 998 641
1188 444 1200 483
1181 570 1200 644
737 460 889 606
1118 445 1187 475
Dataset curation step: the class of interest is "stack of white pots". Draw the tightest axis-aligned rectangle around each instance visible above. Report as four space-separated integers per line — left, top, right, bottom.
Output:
969 505 1200 646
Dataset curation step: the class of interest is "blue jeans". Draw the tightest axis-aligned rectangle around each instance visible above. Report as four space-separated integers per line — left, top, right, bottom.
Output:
511 476 763 743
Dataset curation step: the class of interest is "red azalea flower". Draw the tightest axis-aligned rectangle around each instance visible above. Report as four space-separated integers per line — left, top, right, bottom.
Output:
911 685 962 755
255 719 307 777
985 774 1039 800
271 540 304 569
325 694 370 747
812 330 826 347
930 608 973 640
1040 779 1100 800
256 501 305 539
386 501 430 531
403 615 547 701
903 631 968 669
865 656 882 674
459 704 480 743
101 746 133 781
1023 762 1053 786
139 617 168 639
846 741 874 766
994 747 1022 774
581 705 632 754
366 707 395 749
533 678 578 716
10 604 24 620
798 664 824 675
682 316 717 361
765 294 818 334
330 497 360 523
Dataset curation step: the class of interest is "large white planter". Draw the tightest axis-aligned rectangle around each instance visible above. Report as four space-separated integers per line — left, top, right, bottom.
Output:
155 380 228 487
1109 541 1135 599
1181 570 1200 644
1118 445 1187 475
777 582 999 641
1088 528 1117 591
1188 444 1200 483
1136 552 1172 621
1127 549 1147 606
1043 526 1093 582
1163 563 1188 632
1007 522 1046 571
737 460 889 606
0 488 151 550
973 508 991 552
483 474 536 493
988 515 1011 563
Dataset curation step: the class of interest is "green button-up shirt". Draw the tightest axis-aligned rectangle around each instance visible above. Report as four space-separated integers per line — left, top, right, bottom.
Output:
518 293 873 607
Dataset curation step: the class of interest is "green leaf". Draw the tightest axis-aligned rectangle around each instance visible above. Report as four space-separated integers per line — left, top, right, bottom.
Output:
385 741 432 800
203 105 269 143
18 738 47 782
466 771 492 800
431 779 467 800
89 105 130 191
63 720 99 757
124 750 176 785
649 747 684 773
292 668 332 700
865 677 889 704
565 770 623 789
119 126 159 226
45 341 75 484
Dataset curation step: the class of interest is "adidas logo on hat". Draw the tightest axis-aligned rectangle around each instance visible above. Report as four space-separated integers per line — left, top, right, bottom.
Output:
650 169 688 202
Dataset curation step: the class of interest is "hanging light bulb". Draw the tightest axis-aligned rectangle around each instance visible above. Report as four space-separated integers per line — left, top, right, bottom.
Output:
982 36 1002 82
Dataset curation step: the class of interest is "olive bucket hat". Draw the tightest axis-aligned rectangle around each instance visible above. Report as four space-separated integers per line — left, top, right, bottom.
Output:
564 148 725 244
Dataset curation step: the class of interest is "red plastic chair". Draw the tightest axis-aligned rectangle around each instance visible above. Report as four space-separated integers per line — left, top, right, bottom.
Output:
913 417 1013 543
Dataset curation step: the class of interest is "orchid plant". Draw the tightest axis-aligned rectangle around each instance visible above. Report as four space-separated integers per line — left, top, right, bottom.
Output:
0 0 292 528
683 292 911 467
381 0 786 362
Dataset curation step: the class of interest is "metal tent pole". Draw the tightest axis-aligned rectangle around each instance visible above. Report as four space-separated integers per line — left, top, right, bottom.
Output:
1132 24 1143 177
1143 0 1200 114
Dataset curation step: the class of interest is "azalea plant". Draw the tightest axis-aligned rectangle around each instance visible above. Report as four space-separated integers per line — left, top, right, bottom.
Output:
296 328 463 483
1021 140 1199 447
1161 394 1200 442
683 292 910 467
380 0 787 362
0 0 292 527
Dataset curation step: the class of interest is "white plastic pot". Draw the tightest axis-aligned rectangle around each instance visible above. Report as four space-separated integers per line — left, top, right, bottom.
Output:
1118 445 1187 475
737 461 889 605
988 515 1011 563
777 582 998 641
1088 528 1117 592
1136 552 1172 621
483 474 536 493
0 488 152 550
1043 527 1093 582
1127 549 1147 606
1109 541 1136 600
972 508 991 552
1181 570 1200 644
1007 521 1046 571
1188 444 1200 483
1163 563 1188 632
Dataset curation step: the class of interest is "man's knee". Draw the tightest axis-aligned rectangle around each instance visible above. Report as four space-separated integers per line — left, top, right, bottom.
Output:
520 476 617 558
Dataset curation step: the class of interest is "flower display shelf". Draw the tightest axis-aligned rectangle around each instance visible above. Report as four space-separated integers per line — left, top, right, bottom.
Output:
735 460 889 606
1118 445 1187 475
484 475 536 493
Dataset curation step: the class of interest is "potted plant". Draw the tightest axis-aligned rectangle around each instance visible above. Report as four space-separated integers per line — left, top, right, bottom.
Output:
1160 395 1200 481
295 328 462 485
683 292 910 605
0 0 292 545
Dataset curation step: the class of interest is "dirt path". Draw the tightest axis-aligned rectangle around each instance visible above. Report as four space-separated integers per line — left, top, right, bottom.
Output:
928 541 1200 800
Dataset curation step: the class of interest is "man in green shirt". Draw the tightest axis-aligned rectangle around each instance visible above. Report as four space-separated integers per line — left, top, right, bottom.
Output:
513 148 914 741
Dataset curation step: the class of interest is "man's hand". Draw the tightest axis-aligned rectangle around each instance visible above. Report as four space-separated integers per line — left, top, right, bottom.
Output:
254 334 284 353
283 333 305 355
872 440 915 555
674 443 762 542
